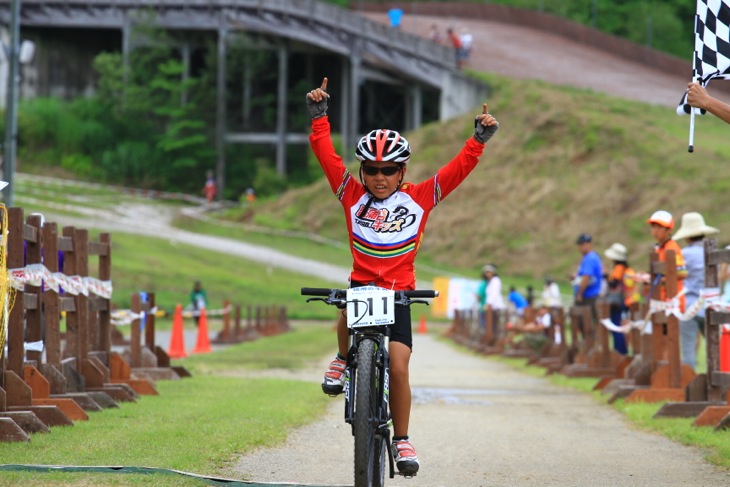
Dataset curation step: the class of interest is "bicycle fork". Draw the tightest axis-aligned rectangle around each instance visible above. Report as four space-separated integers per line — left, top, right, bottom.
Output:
345 335 397 479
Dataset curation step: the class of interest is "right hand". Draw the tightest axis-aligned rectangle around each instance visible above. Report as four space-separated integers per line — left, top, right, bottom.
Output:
686 81 711 110
306 77 329 119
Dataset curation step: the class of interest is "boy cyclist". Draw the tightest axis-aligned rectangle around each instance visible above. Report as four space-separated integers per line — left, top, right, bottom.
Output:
306 77 499 475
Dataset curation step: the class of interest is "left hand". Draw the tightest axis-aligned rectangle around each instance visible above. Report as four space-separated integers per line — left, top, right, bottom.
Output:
473 103 499 144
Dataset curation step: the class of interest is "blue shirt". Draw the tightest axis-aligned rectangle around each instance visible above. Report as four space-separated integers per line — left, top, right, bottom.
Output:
575 250 603 298
682 241 705 318
387 8 403 28
508 290 528 310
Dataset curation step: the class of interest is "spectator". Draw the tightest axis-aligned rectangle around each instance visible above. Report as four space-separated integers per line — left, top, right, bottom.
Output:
603 243 635 355
459 28 473 66
387 8 403 29
203 170 217 204
508 286 528 318
672 212 719 370
647 210 688 313
446 27 462 67
541 276 562 308
476 264 505 331
525 285 535 307
572 233 603 338
245 187 256 205
190 280 208 327
428 24 444 44
687 82 730 125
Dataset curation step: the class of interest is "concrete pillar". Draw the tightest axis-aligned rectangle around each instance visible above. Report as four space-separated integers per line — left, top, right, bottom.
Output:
276 43 288 177
339 59 351 160
405 84 423 132
348 52 362 160
216 28 227 200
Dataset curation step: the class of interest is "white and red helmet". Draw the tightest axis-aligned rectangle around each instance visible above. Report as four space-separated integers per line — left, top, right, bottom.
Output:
355 129 411 164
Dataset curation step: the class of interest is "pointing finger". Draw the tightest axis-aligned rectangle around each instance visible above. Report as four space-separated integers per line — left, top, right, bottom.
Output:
321 77 328 92
482 103 488 115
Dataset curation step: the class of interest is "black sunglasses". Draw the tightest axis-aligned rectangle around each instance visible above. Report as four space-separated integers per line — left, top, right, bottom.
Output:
361 165 402 176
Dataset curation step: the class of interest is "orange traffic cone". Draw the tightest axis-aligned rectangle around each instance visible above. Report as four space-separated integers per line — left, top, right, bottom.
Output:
167 304 188 359
418 314 427 334
192 308 212 354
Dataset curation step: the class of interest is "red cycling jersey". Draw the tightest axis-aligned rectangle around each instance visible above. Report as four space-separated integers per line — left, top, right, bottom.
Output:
309 116 486 290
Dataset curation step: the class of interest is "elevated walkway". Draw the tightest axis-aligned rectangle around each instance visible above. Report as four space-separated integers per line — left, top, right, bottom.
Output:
0 0 487 190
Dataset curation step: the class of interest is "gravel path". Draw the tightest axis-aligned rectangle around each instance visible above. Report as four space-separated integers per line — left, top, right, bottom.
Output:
230 331 729 486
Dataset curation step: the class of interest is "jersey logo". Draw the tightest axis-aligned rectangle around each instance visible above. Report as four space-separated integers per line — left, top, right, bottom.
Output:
355 204 416 233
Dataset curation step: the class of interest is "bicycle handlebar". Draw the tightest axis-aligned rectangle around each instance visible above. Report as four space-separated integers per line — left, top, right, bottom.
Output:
300 287 334 297
301 287 438 306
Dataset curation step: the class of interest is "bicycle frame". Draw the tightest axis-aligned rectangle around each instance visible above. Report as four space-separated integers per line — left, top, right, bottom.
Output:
344 326 395 479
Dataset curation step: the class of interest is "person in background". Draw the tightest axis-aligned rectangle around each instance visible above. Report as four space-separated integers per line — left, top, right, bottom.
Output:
525 285 535 307
541 277 562 308
203 170 217 204
508 286 528 320
603 243 635 355
572 233 603 339
387 7 403 29
446 27 463 67
190 280 208 327
647 210 688 313
459 27 473 66
672 212 719 370
476 264 505 332
428 23 443 44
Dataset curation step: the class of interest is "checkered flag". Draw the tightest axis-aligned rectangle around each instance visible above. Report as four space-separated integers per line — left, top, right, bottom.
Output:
677 0 730 115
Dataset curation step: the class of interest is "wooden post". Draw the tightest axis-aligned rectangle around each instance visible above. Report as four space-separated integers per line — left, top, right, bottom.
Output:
24 214 43 366
42 222 61 369
6 208 25 379
130 293 142 368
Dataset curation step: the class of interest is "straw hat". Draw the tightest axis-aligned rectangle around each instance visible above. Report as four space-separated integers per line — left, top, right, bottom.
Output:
672 212 719 240
482 264 497 274
604 243 628 262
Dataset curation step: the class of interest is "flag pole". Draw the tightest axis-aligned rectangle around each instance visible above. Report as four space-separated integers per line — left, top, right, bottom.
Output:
688 77 699 153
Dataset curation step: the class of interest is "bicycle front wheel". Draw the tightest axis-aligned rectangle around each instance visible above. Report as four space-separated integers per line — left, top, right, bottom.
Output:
353 338 385 487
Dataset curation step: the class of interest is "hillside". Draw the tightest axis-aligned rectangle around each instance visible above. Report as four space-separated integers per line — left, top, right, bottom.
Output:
255 73 730 282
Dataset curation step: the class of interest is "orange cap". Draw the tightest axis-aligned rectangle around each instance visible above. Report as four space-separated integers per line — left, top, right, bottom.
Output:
647 210 674 229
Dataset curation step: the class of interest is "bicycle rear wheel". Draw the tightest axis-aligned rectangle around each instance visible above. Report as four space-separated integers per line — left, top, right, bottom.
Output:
353 338 385 487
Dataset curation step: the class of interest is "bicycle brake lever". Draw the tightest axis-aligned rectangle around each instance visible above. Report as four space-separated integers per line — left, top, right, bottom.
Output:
306 297 329 304
409 300 431 306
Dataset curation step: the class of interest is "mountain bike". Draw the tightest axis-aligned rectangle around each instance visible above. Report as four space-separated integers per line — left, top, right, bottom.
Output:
301 285 437 487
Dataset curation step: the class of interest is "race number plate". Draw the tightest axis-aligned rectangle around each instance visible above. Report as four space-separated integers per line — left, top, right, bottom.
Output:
346 286 395 328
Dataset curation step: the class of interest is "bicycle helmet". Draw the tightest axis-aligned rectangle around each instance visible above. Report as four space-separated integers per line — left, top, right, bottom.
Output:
355 129 411 164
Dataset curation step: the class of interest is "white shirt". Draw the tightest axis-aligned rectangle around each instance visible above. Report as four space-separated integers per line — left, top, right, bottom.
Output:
486 275 506 309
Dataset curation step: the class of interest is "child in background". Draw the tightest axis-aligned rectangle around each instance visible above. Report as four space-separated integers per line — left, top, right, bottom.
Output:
647 210 687 312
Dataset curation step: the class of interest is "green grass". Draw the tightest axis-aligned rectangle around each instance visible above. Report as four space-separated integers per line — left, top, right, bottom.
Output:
181 321 337 373
0 324 336 486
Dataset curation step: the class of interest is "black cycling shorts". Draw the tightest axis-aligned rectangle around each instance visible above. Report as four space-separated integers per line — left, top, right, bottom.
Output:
350 281 413 349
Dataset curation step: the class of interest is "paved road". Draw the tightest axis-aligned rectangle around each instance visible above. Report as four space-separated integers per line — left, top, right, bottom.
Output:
230 331 730 486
